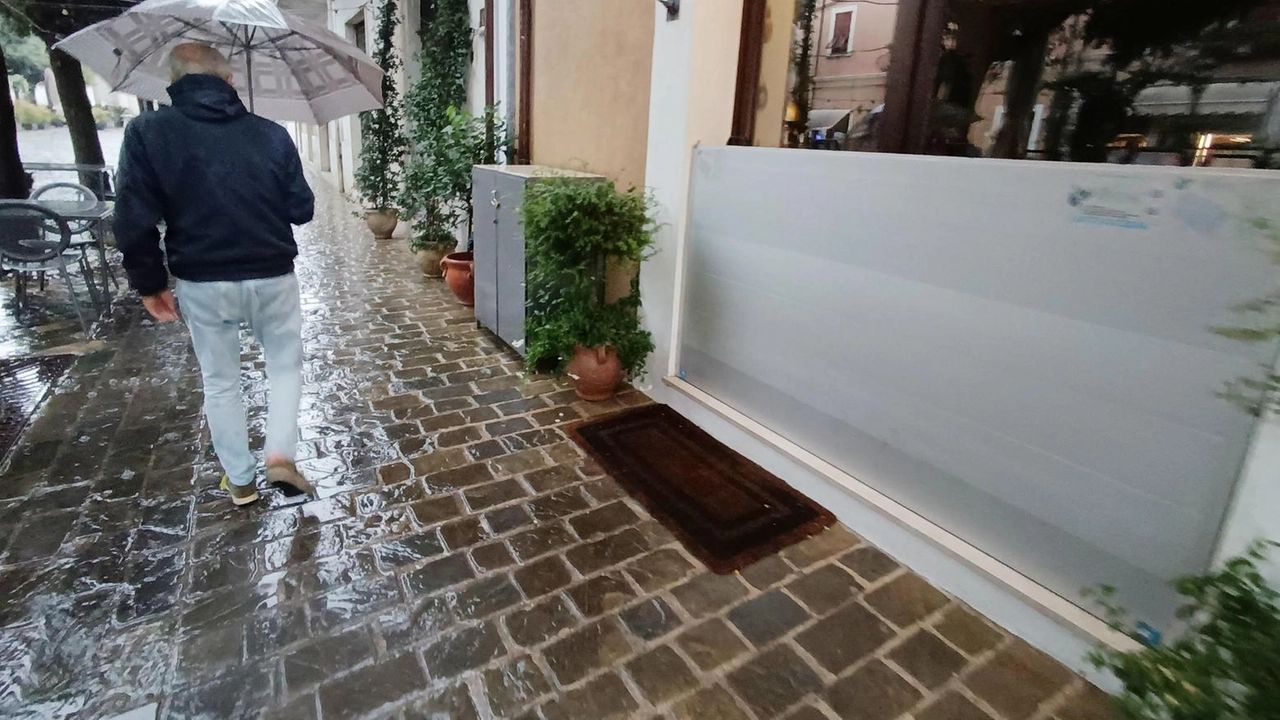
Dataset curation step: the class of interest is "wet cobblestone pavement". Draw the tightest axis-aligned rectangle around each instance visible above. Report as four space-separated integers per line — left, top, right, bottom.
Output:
0 176 1115 720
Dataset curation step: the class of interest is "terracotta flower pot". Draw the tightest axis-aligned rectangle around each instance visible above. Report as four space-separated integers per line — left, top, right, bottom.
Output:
566 344 623 402
415 247 447 278
441 251 475 306
365 208 399 239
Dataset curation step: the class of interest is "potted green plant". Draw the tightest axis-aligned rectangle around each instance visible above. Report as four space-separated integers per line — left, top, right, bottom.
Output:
523 179 656 401
1087 541 1279 720
353 0 406 240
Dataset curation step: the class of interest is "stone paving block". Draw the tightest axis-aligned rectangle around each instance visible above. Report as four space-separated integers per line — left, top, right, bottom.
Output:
526 488 592 523
626 645 700 706
965 641 1074 720
440 517 494 551
581 477 628 504
539 671 639 720
523 465 582 493
620 597 682 641
470 541 516 571
490 449 551 477
307 576 402 633
409 495 463 526
566 571 637 617
423 464 497 493
505 593 579 648
916 691 996 720
372 531 446 571
827 659 922 720
565 527 650 575
933 605 1005 656
728 588 812 647
795 602 896 674
626 547 697 592
786 563 864 615
672 572 751 619
887 629 968 689
513 555 574 598
543 617 634 686
282 627 373 690
484 504 534 535
568 500 641 539
677 617 751 671
727 644 824 719
671 685 753 720
863 573 950 628
167 662 275 720
465 479 528 512
483 656 552 718
400 682 481 719
782 527 861 568
421 621 507 679
402 553 476 596
450 575 524 622
270 693 319 720
317 651 426 720
738 554 794 591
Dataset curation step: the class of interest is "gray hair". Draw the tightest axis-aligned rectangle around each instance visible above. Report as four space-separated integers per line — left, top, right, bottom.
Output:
168 43 233 82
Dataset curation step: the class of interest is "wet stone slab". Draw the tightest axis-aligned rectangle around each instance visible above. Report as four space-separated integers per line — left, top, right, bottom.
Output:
0 173 1111 720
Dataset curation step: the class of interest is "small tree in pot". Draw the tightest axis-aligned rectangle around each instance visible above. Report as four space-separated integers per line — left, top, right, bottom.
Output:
523 179 655 401
416 105 508 297
354 0 406 239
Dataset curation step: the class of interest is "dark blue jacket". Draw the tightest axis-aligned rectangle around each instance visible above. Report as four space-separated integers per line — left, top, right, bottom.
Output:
114 74 314 296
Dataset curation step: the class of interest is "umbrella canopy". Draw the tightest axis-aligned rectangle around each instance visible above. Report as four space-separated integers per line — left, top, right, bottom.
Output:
54 0 383 125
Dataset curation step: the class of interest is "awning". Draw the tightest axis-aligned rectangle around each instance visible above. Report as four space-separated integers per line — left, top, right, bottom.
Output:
1133 82 1280 116
808 108 853 134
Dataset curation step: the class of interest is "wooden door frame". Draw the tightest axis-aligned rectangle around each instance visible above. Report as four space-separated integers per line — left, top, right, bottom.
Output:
516 0 533 164
729 0 768 146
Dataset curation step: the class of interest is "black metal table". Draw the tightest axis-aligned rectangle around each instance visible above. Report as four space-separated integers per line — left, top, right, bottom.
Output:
34 198 114 311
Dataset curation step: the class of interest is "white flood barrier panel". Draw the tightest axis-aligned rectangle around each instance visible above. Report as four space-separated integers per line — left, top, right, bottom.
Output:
677 147 1280 627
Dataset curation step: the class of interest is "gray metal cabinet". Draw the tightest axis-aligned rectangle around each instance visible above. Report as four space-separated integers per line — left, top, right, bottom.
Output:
472 165 603 355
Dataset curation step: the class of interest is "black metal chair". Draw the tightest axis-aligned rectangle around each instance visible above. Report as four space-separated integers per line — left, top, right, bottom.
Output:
31 181 121 290
0 201 98 333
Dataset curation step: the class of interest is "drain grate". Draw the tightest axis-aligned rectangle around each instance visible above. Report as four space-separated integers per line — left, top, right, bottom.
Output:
0 355 75 462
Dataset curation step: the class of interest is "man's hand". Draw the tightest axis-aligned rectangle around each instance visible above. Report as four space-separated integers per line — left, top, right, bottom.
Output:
143 290 179 322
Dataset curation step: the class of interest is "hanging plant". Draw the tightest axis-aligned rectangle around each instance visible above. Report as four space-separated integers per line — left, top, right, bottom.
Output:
354 0 406 215
400 0 472 252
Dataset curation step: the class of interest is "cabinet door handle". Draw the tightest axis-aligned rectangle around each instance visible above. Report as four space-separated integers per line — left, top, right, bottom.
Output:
490 190 500 209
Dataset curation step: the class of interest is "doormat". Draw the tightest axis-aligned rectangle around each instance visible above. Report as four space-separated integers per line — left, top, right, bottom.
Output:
571 404 835 574
0 355 75 463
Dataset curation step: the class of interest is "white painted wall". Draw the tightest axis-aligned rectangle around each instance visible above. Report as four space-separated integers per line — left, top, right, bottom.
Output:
1216 390 1280 586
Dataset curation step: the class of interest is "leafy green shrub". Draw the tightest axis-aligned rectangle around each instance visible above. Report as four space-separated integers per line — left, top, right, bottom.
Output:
353 0 406 212
15 101 53 128
91 106 111 128
522 179 656 377
1088 541 1280 720
404 106 507 252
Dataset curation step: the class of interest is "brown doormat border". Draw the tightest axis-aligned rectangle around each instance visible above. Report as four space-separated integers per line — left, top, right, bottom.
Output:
570 404 835 574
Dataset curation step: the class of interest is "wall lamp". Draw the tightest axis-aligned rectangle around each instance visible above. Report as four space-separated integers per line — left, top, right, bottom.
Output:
657 0 679 21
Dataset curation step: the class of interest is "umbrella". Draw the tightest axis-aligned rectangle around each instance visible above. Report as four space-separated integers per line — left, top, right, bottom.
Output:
54 0 384 125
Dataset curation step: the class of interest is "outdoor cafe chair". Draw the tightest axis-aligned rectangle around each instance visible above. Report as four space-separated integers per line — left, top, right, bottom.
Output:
32 181 121 290
0 201 99 334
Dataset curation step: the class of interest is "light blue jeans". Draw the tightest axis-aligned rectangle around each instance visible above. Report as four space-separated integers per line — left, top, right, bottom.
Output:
177 274 303 487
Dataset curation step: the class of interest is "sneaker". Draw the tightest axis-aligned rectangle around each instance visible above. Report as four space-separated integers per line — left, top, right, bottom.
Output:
266 460 315 498
220 475 260 506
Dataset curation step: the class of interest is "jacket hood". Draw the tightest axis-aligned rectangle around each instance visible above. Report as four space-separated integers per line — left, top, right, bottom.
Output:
167 75 248 122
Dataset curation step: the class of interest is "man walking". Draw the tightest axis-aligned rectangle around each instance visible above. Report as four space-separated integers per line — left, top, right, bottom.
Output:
114 43 315 506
